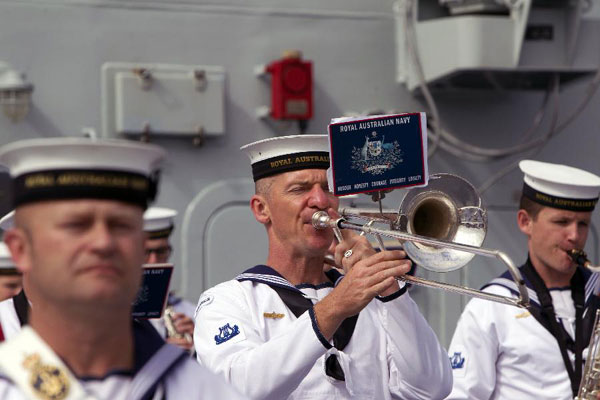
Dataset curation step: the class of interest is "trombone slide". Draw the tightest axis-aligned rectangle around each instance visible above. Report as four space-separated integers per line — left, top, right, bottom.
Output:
315 211 530 308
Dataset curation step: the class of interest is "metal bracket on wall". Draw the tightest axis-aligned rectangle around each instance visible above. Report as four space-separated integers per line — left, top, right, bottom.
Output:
101 62 226 141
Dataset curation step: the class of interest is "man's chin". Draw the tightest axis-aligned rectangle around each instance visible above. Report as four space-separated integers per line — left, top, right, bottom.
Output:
74 284 136 306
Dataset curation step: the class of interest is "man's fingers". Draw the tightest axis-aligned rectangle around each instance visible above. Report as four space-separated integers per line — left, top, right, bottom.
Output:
352 251 410 273
364 262 411 284
335 236 388 268
371 276 400 297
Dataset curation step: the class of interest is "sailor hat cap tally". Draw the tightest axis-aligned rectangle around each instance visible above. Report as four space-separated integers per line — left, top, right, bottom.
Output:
0 137 166 209
0 210 14 231
0 242 18 275
241 135 330 181
144 207 177 239
519 160 600 212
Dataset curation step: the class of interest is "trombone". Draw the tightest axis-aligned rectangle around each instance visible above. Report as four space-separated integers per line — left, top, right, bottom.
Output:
314 173 530 309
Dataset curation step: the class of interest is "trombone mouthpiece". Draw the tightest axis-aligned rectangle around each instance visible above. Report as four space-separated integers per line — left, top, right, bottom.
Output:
312 211 331 230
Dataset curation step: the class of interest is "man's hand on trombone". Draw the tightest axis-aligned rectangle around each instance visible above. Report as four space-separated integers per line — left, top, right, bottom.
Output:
314 222 412 340
332 230 409 298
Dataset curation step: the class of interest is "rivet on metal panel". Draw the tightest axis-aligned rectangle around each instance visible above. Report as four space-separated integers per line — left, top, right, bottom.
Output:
194 70 206 91
133 68 153 90
193 125 204 147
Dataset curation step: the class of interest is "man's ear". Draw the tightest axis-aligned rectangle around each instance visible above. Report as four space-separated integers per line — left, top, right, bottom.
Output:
250 194 270 225
4 228 32 274
517 209 533 236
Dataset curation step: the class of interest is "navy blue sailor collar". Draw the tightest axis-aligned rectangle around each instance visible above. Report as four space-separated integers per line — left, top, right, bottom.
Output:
483 257 599 310
236 265 343 293
132 319 166 373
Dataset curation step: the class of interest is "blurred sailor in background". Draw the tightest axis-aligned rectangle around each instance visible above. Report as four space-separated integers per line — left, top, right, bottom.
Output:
0 239 21 342
0 211 27 343
0 243 20 303
193 135 452 399
144 206 195 351
0 137 245 399
447 160 600 399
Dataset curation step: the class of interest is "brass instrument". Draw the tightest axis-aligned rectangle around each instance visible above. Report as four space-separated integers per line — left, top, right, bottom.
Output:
164 305 193 343
314 173 530 308
576 309 600 399
570 250 600 273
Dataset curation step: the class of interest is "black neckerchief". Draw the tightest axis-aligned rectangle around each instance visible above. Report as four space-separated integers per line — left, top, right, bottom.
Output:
12 289 29 327
238 265 358 381
521 259 585 397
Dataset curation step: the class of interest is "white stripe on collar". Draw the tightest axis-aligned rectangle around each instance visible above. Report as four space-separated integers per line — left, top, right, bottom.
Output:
236 272 297 291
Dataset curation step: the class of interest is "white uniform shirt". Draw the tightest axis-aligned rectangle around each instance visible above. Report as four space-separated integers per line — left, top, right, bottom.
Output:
0 298 21 341
0 321 247 400
194 266 452 400
447 270 599 400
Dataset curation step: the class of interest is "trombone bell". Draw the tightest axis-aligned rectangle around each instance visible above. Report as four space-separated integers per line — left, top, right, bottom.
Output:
342 174 487 273
400 174 486 272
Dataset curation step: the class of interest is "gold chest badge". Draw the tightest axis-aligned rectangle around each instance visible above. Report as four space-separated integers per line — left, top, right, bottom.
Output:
515 311 531 319
23 353 70 400
263 312 285 319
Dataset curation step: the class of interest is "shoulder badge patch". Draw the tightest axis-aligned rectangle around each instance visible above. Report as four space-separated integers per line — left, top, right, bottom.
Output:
450 352 465 369
214 323 240 345
23 353 70 400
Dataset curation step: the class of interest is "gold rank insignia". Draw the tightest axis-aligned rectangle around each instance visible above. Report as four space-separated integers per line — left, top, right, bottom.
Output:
23 353 70 400
515 311 531 319
263 312 285 319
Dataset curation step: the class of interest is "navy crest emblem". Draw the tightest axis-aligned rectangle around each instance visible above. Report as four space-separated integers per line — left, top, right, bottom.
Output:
23 353 70 400
450 352 465 369
352 131 403 175
214 323 240 345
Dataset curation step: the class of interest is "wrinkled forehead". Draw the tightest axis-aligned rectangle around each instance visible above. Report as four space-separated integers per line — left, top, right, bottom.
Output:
537 205 593 222
275 168 329 185
144 236 170 245
0 275 22 283
15 198 144 225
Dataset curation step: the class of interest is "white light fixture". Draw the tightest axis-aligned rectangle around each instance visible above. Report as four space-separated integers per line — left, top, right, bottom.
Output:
0 62 33 123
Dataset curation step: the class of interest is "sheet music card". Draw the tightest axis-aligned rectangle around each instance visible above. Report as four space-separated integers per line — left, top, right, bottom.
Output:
328 113 428 196
132 263 174 319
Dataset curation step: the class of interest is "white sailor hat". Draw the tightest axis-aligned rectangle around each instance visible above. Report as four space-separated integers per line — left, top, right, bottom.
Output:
0 137 166 209
0 210 14 230
143 207 177 239
519 160 600 212
240 135 330 181
0 242 18 275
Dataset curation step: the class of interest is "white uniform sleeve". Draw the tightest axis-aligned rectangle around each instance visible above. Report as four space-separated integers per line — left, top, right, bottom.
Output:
375 291 453 399
0 377 25 400
446 287 505 399
193 282 327 400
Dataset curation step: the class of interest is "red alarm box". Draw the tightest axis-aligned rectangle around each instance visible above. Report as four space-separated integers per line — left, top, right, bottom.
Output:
265 51 313 120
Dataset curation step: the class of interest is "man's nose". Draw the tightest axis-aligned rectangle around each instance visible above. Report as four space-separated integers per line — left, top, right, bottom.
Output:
566 222 581 242
146 252 158 264
308 185 330 209
90 223 116 253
